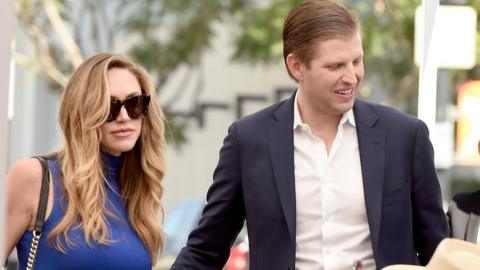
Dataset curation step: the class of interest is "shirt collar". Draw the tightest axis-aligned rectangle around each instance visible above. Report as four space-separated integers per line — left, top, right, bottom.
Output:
293 91 356 130
293 91 303 130
341 108 356 127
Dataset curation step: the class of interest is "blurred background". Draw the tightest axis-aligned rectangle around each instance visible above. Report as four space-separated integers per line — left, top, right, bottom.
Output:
3 0 480 269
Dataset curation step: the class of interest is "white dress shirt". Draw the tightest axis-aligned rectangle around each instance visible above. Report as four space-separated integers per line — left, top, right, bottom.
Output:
293 93 375 270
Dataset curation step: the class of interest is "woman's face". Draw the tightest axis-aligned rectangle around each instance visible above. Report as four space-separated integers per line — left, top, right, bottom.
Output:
100 68 144 156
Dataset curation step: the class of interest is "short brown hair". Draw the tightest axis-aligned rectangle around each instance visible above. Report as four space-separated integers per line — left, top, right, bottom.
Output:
283 0 359 80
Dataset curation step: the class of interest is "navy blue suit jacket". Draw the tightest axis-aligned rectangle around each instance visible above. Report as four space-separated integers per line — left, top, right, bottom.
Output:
171 96 448 270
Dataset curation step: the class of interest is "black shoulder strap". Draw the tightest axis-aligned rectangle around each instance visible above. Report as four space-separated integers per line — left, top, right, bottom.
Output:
32 156 51 233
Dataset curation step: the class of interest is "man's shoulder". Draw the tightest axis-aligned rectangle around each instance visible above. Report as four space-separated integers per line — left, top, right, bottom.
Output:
234 98 290 127
355 99 422 126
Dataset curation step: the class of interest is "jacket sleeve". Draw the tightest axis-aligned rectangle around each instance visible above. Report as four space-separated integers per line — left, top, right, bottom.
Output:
411 120 449 265
171 123 245 269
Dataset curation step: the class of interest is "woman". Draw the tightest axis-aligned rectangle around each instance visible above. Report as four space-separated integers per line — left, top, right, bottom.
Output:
5 53 166 269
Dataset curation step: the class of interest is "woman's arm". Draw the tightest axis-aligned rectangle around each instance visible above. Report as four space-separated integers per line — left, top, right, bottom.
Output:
4 158 45 259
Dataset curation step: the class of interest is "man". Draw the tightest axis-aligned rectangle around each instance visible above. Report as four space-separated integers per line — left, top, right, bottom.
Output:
447 141 480 243
172 1 448 269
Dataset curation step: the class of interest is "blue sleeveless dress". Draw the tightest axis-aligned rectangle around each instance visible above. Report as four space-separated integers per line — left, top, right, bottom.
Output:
16 153 152 270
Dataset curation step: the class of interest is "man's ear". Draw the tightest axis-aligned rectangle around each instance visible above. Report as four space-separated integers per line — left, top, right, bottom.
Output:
286 53 304 82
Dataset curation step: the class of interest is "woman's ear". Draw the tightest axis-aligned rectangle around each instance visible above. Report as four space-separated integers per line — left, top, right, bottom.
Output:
286 53 304 82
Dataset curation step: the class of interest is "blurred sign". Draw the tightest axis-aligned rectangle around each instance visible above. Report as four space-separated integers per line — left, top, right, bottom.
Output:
456 81 480 164
415 5 477 69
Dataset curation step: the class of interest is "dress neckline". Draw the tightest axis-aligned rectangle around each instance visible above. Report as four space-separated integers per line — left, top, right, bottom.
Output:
102 151 122 196
103 151 121 174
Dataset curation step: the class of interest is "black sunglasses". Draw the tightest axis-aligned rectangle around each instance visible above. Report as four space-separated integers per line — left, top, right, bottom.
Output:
106 94 150 122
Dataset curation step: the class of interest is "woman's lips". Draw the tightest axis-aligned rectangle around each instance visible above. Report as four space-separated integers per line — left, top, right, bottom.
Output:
111 128 134 137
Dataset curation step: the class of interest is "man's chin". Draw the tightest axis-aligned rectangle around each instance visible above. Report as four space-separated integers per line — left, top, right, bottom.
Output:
336 103 355 114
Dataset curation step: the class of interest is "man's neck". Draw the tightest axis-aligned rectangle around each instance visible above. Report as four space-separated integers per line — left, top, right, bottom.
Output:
297 103 342 154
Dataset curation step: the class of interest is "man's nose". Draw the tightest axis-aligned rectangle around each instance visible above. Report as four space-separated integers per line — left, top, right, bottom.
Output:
342 64 358 85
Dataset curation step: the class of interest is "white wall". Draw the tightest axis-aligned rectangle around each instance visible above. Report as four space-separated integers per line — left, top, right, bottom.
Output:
0 0 15 262
9 76 63 163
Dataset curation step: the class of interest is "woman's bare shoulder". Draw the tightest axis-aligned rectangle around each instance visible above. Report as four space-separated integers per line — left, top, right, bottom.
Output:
7 158 44 206
8 157 43 182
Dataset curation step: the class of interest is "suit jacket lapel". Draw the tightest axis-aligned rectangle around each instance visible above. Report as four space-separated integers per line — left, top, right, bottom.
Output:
353 99 386 252
267 95 296 243
465 213 480 243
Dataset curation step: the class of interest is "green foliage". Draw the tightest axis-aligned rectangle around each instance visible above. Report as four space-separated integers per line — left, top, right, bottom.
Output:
230 0 423 111
15 0 249 147
231 0 303 63
354 0 419 108
16 0 480 146
125 0 248 87
450 178 480 197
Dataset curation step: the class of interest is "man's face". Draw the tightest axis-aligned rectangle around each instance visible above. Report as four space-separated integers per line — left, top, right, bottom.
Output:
295 32 364 117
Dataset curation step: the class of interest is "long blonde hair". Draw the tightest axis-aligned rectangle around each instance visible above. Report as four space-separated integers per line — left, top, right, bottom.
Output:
52 53 165 264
